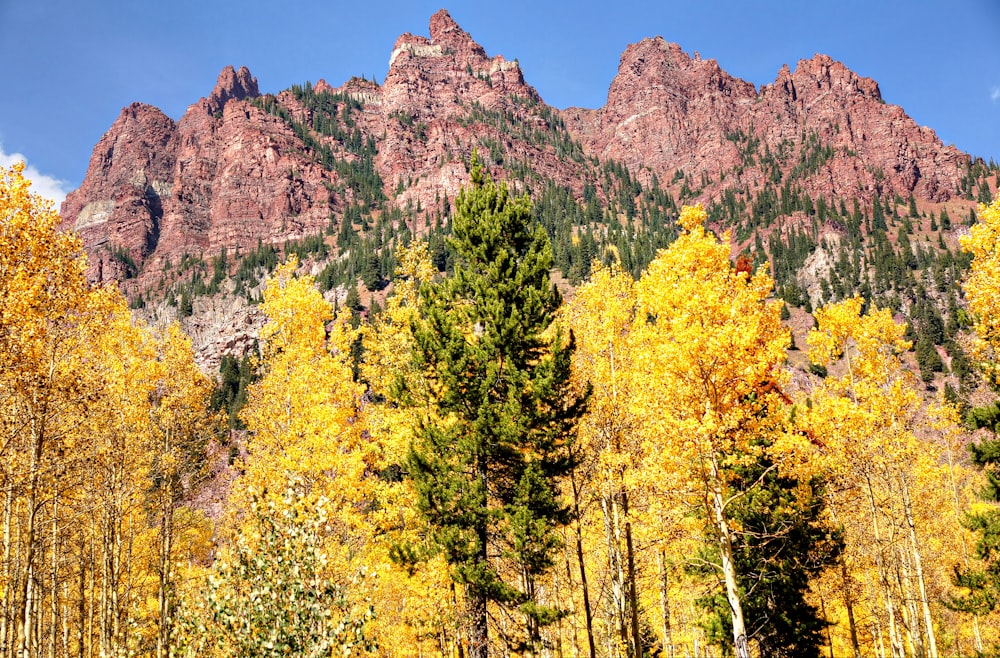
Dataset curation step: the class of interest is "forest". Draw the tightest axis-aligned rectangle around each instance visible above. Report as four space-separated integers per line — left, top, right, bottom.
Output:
3 157 1000 658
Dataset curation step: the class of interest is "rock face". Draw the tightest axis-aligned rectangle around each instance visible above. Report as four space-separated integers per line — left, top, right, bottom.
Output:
377 9 579 208
61 103 178 281
156 94 334 264
752 55 966 201
566 38 757 183
566 41 967 203
61 10 971 289
61 10 593 285
203 65 260 116
63 66 339 282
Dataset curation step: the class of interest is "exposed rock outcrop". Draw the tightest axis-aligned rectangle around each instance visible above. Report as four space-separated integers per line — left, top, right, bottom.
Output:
203 65 261 116
566 42 967 203
61 11 972 294
61 103 178 281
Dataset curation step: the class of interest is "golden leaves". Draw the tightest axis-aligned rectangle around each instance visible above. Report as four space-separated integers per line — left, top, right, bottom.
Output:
634 205 790 458
961 198 1000 384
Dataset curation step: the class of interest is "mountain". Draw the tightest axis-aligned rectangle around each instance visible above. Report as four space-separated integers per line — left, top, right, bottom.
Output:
60 10 591 285
58 10 997 373
566 38 966 203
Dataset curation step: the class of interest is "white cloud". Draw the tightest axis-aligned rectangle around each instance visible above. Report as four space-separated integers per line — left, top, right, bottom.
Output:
992 87 1000 104
0 145 71 208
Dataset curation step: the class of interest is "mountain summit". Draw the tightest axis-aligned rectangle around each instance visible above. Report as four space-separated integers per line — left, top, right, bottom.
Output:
61 11 975 293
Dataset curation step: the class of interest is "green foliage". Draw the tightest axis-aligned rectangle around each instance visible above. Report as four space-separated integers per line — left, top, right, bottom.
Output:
361 252 384 291
457 96 585 164
211 352 257 429
233 240 280 298
690 449 842 658
175 484 373 657
950 406 1000 617
530 172 677 284
344 285 362 313
406 154 586 653
178 291 193 318
283 232 329 263
915 336 944 384
809 362 828 378
941 207 952 231
250 86 385 207
110 244 139 279
790 131 835 181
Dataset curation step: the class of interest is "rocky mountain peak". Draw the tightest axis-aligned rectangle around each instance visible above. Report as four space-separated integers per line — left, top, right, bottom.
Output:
609 38 757 103
390 9 489 70
428 9 483 56
60 101 179 281
61 10 977 314
335 76 381 96
584 38 756 176
779 54 882 104
618 37 689 72
204 65 260 116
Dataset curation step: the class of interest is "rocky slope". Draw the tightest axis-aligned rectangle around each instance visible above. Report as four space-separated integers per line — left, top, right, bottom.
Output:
62 12 974 279
565 38 967 202
58 10 992 371
62 65 343 283
62 11 596 286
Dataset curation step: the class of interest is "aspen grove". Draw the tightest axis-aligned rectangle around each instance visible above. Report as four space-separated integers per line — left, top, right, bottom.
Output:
3 161 1000 657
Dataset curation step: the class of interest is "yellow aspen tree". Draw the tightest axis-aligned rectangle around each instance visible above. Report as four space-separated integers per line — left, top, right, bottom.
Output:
561 262 645 658
928 399 998 653
955 197 1000 648
237 256 370 548
562 259 710 657
632 205 804 657
961 198 1000 382
178 258 374 656
1 163 217 658
78 289 162 657
147 325 216 658
0 163 90 658
804 297 976 658
216 256 379 651
362 241 437 471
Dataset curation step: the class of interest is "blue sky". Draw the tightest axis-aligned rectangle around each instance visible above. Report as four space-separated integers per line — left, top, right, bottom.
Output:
2 1 999 205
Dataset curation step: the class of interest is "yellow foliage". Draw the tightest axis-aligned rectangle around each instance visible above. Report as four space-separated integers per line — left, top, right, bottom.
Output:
962 197 1000 384
360 242 462 655
625 204 805 648
634 203 795 473
803 297 988 657
240 256 368 495
234 254 459 656
562 262 642 482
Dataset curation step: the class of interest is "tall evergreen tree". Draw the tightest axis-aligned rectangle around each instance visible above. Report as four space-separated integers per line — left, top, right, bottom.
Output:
952 404 1000 620
406 154 585 658
690 447 842 658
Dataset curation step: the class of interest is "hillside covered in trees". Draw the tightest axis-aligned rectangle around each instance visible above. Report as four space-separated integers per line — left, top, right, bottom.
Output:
55 11 999 386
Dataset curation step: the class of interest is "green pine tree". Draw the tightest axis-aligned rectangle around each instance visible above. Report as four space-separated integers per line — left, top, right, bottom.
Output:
915 336 944 384
951 404 1000 625
690 446 842 658
941 207 952 230
406 154 585 658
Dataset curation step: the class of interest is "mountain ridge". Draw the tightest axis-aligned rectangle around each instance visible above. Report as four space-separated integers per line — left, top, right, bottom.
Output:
62 11 973 280
57 9 994 375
